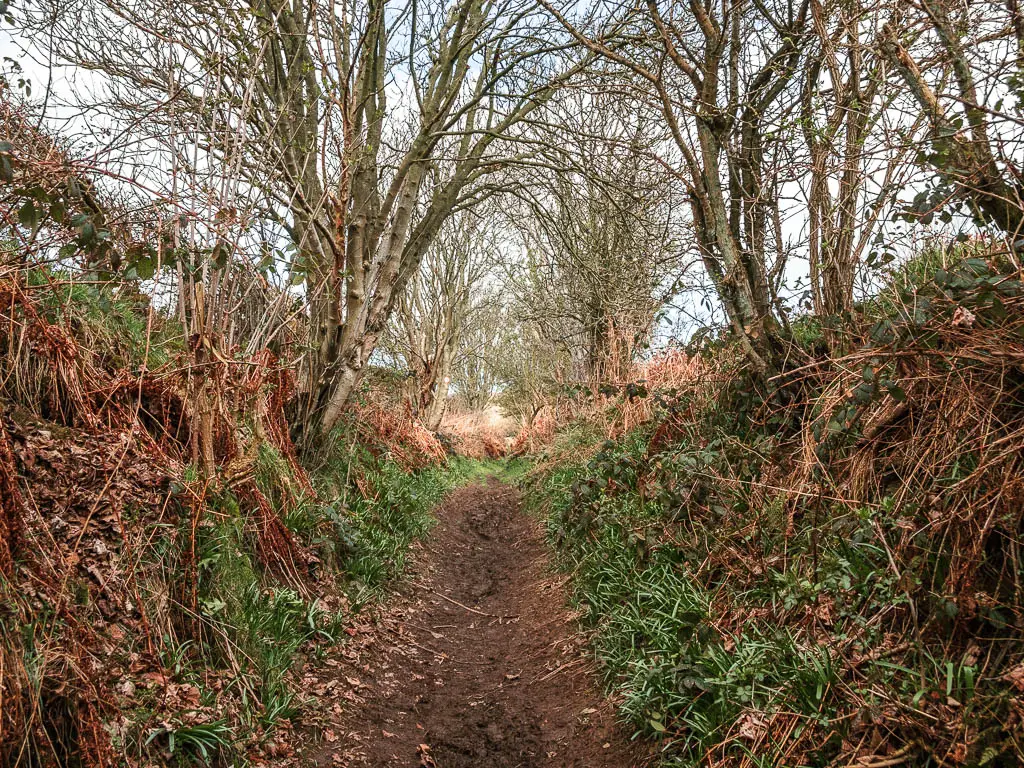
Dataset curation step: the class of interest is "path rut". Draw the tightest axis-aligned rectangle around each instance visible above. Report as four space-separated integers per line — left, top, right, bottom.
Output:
301 478 645 767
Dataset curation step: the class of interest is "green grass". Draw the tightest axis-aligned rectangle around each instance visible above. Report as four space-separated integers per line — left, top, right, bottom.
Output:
26 266 183 369
341 460 450 599
144 721 232 762
155 508 346 749
122 445 487 763
494 456 533 483
530 452 845 765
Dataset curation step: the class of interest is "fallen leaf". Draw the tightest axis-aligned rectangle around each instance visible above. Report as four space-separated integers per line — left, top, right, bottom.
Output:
737 711 768 741
417 743 436 767
952 306 976 328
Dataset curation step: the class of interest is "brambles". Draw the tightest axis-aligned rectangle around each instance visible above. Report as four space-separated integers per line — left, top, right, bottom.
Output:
5 0 1024 762
0 257 478 764
527 248 1024 766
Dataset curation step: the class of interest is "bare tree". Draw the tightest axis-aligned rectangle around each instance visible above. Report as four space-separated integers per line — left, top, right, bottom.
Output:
20 0 585 446
878 0 1024 248
541 0 814 373
385 210 496 430
800 0 902 347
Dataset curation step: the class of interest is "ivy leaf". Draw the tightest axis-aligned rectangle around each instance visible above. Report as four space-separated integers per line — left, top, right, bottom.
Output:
258 249 274 273
77 220 95 244
212 242 231 270
134 255 156 280
18 199 39 230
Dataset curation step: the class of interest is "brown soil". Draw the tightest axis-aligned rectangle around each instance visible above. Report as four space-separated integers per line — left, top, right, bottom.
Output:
298 478 648 768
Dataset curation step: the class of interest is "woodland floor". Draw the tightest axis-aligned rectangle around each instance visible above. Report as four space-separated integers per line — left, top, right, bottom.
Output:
295 478 646 768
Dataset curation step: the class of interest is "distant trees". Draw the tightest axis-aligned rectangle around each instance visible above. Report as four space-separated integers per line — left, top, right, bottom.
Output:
507 90 689 385
451 301 514 411
386 212 496 430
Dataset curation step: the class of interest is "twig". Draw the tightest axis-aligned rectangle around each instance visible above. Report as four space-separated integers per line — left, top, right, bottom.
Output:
845 744 914 768
384 626 448 660
428 589 519 621
536 656 585 682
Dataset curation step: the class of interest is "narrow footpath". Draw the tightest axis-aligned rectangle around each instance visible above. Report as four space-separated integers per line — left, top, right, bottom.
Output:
299 478 646 767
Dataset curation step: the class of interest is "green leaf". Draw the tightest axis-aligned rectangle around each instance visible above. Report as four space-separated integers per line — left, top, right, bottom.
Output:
134 255 156 280
212 242 231 270
852 382 874 406
18 199 38 230
980 746 1001 765
77 221 95 244
258 249 274 273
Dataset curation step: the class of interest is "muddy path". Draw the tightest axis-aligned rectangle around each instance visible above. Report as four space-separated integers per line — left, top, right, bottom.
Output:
299 478 647 768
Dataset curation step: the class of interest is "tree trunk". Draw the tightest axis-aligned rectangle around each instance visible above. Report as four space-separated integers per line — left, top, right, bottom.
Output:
422 366 450 432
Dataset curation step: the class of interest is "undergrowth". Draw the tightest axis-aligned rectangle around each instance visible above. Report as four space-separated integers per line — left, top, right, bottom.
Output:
527 251 1024 767
137 448 481 763
313 442 488 604
26 267 184 369
0 266 486 765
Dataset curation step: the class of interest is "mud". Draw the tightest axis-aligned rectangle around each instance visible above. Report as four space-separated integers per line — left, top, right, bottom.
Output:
303 478 646 767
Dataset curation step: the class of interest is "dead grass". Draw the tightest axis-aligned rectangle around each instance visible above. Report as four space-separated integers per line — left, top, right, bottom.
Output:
0 264 325 764
441 404 514 459
510 347 707 455
344 390 447 471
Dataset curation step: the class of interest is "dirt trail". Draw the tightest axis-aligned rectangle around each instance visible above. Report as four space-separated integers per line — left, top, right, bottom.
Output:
301 478 645 768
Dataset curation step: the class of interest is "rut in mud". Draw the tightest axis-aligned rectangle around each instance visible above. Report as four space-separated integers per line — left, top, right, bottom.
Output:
302 479 645 767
